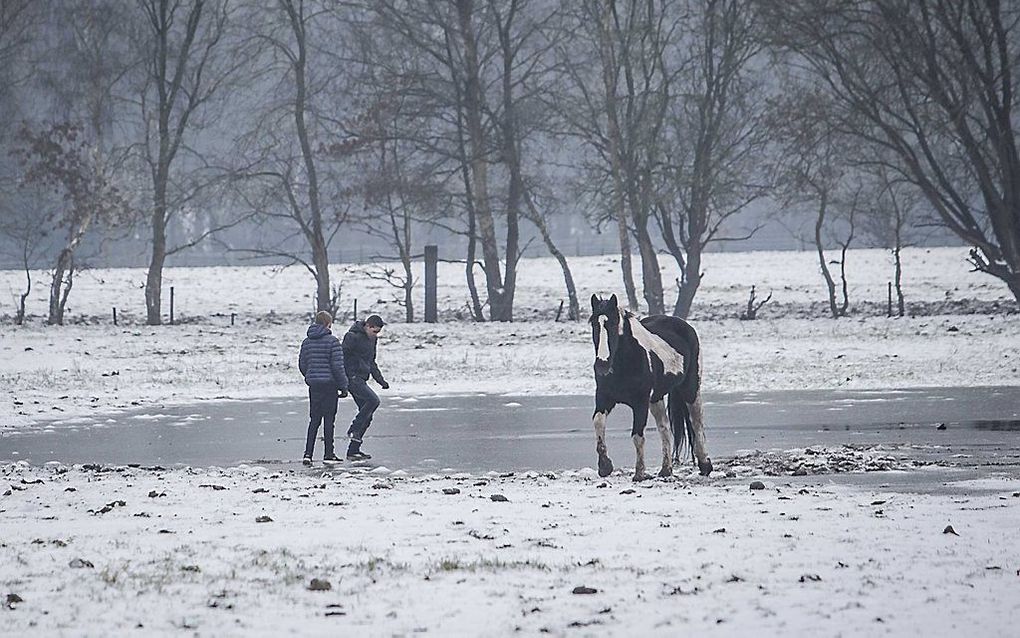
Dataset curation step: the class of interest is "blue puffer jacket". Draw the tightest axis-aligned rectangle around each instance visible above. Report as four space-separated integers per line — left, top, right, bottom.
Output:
298 324 348 390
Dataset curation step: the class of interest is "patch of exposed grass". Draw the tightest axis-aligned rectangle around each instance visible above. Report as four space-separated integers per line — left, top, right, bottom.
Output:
432 557 550 573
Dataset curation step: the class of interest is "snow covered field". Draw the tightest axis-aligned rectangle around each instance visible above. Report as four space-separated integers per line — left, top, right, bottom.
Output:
2 463 1018 636
2 246 1019 636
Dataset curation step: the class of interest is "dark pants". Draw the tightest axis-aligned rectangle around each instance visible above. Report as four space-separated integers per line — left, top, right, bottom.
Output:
347 377 380 442
304 385 338 458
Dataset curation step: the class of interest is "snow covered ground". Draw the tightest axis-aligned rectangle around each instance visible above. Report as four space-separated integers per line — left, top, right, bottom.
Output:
2 246 1019 635
2 463 1018 636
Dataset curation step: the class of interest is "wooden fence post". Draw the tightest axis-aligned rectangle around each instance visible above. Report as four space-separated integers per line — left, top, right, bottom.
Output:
425 244 438 323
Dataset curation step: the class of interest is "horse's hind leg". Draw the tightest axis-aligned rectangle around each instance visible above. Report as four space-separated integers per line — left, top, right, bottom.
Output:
689 393 713 476
592 409 614 477
631 400 651 482
649 399 672 478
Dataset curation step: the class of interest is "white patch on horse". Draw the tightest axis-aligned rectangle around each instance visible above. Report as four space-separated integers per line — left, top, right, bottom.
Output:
596 315 610 361
627 315 685 376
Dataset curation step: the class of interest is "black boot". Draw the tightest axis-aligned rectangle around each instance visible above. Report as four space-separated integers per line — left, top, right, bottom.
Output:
346 440 371 461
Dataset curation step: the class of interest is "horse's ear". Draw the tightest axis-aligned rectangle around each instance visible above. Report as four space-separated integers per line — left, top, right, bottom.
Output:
608 294 618 309
590 293 599 310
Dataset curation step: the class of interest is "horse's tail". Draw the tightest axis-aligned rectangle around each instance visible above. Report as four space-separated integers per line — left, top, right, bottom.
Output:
668 388 695 465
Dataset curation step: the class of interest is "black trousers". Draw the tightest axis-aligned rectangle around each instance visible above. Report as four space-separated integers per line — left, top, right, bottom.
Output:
304 385 338 458
347 377 380 442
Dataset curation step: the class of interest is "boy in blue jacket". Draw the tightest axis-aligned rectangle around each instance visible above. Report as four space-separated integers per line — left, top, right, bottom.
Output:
298 311 349 465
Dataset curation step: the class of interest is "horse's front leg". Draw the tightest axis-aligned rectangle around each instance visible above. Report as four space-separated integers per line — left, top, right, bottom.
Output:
649 399 672 478
592 406 614 477
631 400 651 482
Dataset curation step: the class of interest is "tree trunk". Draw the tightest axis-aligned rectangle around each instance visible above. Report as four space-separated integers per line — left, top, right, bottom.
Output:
401 219 414 324
814 192 842 318
495 5 522 323
310 237 330 313
616 208 639 310
48 248 73 325
455 108 483 322
50 215 92 325
17 275 30 325
465 253 484 320
403 265 413 323
447 18 485 323
836 207 855 317
457 0 508 321
597 7 639 311
838 242 850 316
143 0 207 326
634 219 664 315
284 0 331 312
524 193 580 320
894 243 904 316
145 197 166 324
17 242 32 325
673 243 702 319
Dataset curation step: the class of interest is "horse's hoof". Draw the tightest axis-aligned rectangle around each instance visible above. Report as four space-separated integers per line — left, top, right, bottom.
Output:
658 466 673 478
632 472 651 482
699 457 713 476
598 456 615 477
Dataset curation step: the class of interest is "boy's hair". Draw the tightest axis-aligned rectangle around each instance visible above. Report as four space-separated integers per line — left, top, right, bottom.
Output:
314 310 333 326
366 314 385 328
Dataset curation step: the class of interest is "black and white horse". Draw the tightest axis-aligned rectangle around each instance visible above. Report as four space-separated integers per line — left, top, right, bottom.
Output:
589 294 713 480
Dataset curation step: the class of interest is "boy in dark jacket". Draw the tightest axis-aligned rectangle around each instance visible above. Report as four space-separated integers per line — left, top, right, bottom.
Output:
298 311 349 465
341 314 389 460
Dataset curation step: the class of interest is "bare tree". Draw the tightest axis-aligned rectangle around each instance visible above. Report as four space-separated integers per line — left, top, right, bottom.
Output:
489 0 578 321
360 135 448 323
355 0 487 320
13 123 132 324
770 89 862 318
764 0 1020 308
452 0 525 321
367 0 559 322
231 0 370 316
131 0 239 325
860 165 927 316
523 188 581 320
658 0 773 318
0 192 48 323
556 0 671 313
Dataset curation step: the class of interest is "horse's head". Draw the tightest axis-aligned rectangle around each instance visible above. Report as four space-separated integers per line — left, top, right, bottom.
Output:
590 293 623 377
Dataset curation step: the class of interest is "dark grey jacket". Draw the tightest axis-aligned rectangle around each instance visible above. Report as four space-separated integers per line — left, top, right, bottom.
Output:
298 324 348 389
341 321 386 384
